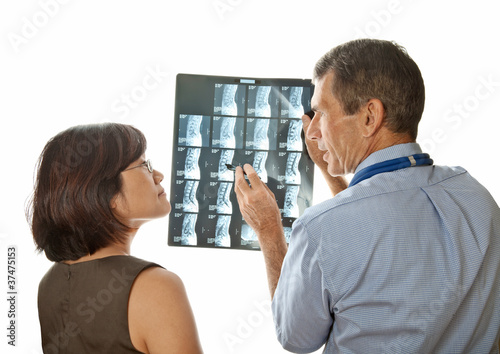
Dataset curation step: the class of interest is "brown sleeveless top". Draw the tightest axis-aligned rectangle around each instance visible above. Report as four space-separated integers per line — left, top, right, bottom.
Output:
38 255 161 353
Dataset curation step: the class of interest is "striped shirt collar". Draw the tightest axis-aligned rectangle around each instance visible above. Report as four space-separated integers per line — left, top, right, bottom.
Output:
354 143 424 175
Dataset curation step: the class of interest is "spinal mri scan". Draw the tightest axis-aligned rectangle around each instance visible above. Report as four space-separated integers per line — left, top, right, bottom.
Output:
169 74 314 250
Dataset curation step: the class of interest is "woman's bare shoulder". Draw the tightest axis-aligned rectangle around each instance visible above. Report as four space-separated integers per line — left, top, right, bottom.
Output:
128 266 203 354
134 266 185 293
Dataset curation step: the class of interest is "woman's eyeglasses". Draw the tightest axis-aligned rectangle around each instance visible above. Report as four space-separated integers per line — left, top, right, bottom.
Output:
123 159 153 173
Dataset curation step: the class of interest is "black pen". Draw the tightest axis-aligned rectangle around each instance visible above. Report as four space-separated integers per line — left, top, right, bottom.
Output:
226 164 262 180
226 163 247 175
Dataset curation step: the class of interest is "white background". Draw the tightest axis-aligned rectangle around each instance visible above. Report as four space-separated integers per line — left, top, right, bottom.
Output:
1 0 499 353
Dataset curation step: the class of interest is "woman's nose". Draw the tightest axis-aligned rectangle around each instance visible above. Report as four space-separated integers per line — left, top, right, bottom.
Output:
153 170 164 184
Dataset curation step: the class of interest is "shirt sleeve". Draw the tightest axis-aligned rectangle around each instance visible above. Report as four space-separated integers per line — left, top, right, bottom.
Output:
272 219 333 353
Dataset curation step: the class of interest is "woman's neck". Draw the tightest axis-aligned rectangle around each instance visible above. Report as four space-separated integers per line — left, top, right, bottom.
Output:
63 240 133 265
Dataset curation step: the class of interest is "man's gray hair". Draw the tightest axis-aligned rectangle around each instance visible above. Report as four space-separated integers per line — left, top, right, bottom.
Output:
314 39 425 139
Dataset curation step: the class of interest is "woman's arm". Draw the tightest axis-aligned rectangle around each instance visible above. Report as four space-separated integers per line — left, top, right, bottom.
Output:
128 267 203 354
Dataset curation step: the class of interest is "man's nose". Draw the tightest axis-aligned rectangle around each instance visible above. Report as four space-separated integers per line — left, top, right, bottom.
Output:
307 113 321 140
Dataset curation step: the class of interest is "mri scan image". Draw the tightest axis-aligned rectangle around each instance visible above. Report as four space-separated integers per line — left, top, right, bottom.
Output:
183 180 199 213
215 215 231 247
252 118 270 150
184 148 201 180
288 87 305 118
281 86 311 118
169 74 314 251
178 114 210 147
212 116 244 149
218 149 235 182
247 85 279 117
241 223 258 243
181 213 198 246
285 152 301 185
245 118 278 151
221 84 238 116
255 86 271 117
216 182 233 215
214 83 245 116
286 119 303 152
283 185 300 218
252 151 268 183
219 116 236 148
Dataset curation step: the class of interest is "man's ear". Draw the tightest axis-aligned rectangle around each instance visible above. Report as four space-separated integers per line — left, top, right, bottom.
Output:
360 98 385 138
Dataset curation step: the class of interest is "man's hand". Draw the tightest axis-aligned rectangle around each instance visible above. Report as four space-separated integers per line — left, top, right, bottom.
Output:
302 113 329 171
234 164 287 298
234 164 282 235
302 114 348 196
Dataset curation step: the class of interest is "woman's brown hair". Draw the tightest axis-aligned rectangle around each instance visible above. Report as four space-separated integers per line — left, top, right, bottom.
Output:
27 123 147 262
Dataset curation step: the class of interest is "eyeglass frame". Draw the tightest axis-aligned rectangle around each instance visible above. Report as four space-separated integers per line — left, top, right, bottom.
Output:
123 159 153 173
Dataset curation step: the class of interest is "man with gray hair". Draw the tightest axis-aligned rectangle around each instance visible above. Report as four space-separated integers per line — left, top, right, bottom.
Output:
235 39 500 352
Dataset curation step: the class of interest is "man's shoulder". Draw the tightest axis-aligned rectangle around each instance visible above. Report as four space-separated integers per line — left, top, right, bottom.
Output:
299 164 472 226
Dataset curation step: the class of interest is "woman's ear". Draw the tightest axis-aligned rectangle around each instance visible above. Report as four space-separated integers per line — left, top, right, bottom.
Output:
110 193 119 210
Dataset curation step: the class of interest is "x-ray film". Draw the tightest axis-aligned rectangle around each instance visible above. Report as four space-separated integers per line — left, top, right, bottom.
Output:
169 74 314 250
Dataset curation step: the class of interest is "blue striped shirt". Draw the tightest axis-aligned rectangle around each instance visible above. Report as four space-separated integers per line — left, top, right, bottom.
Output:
272 143 500 353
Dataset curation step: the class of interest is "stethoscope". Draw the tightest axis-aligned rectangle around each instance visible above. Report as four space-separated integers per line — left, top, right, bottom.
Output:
349 153 433 187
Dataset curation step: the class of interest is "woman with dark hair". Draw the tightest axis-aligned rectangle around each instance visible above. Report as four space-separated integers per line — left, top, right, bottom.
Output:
27 123 203 353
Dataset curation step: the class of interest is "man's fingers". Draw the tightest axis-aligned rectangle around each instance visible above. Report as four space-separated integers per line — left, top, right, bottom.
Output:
301 113 312 134
234 184 244 209
242 164 262 188
234 166 250 195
